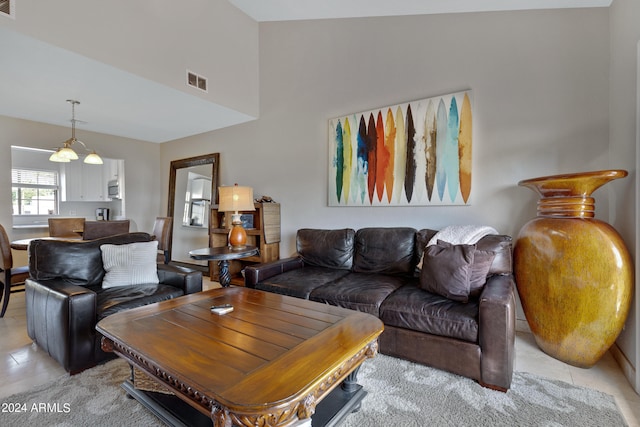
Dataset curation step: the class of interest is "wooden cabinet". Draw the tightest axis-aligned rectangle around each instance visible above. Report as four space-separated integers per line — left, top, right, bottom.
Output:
209 203 280 285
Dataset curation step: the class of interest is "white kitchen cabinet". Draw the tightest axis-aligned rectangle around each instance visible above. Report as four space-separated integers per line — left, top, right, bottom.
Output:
190 177 211 200
104 158 120 182
61 158 125 202
62 160 109 202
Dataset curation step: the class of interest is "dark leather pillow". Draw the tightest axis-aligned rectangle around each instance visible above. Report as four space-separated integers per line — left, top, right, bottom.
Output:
420 242 475 303
469 249 496 296
436 240 496 296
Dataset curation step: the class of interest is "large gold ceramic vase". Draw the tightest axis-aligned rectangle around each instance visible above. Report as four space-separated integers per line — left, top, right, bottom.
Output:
514 170 633 368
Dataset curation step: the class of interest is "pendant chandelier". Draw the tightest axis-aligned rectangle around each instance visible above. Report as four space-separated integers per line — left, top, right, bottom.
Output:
49 100 103 164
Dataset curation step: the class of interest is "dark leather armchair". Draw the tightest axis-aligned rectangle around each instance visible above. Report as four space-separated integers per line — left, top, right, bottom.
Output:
25 232 202 374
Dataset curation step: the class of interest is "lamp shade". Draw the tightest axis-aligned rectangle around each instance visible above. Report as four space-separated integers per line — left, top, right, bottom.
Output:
218 185 255 213
49 100 103 164
49 150 70 162
57 145 79 160
84 151 104 164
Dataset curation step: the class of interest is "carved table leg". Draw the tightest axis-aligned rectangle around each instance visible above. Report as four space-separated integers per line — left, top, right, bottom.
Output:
126 365 135 399
341 366 363 413
341 366 361 394
218 260 231 287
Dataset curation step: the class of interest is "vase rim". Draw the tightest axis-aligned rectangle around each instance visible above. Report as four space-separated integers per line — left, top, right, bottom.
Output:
518 169 628 198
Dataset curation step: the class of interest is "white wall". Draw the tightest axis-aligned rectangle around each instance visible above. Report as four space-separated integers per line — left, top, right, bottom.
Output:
161 7 615 359
609 0 640 391
163 8 611 255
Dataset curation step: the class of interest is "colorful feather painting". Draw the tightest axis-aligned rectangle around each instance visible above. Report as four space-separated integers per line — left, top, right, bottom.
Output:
329 90 472 206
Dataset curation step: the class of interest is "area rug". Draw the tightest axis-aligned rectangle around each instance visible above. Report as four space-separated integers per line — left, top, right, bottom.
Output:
1 355 626 427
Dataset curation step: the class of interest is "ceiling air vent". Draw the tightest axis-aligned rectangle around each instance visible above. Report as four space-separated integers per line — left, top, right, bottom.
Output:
0 0 14 18
187 70 207 93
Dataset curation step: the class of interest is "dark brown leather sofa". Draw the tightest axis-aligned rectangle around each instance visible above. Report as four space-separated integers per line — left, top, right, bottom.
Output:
245 227 516 391
25 232 203 374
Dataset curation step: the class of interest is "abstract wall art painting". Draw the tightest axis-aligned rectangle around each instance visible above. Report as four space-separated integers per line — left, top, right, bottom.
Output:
328 90 472 206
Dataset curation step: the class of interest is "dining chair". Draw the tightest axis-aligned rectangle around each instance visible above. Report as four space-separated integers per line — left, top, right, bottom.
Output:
82 220 130 240
48 217 86 238
152 217 173 264
0 223 29 317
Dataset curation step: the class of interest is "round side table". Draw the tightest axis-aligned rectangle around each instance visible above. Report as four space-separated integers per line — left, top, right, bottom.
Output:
189 246 258 287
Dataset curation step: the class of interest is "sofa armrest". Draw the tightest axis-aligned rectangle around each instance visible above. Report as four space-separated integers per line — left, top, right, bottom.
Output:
157 264 203 295
478 274 516 390
244 257 305 288
25 278 97 373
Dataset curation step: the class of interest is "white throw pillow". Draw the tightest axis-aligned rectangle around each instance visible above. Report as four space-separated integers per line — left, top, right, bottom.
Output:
101 241 159 288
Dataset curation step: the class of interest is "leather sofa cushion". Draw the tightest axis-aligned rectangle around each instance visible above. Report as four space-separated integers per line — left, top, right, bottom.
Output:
380 283 479 343
29 232 153 286
97 284 184 320
353 228 416 275
256 266 350 299
309 272 408 316
297 229 355 270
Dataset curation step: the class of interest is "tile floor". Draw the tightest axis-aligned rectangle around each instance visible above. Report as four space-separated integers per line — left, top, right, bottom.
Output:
1 281 640 425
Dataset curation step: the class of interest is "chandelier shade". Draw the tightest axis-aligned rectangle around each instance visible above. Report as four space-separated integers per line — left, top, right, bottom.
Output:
50 100 103 165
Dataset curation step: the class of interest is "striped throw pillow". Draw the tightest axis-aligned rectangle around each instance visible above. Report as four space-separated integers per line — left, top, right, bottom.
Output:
101 241 159 288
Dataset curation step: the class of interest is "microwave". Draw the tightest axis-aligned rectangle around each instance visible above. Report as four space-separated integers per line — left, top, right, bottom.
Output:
108 180 120 198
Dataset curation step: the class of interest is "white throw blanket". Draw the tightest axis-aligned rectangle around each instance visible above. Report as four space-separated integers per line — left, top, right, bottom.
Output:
427 225 499 246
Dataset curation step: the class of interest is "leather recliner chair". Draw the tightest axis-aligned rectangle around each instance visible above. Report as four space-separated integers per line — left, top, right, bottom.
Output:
25 232 203 374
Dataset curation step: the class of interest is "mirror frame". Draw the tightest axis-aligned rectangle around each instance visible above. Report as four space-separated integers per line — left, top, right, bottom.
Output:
167 152 220 228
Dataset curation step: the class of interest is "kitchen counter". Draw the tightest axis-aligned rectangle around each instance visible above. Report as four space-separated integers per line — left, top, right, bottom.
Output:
12 224 49 229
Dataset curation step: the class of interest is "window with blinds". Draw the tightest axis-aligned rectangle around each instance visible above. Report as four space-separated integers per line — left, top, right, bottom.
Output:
12 168 59 215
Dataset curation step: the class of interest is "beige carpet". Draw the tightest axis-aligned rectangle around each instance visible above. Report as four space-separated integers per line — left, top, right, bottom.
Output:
1 355 627 426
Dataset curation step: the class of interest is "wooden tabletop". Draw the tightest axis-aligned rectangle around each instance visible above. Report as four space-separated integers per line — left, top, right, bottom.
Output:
97 287 383 426
188 245 258 261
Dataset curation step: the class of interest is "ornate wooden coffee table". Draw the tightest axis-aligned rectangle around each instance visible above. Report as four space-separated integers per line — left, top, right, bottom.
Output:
97 287 383 427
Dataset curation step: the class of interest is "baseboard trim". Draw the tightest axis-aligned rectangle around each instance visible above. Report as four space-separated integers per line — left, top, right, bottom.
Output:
610 343 638 394
516 318 531 333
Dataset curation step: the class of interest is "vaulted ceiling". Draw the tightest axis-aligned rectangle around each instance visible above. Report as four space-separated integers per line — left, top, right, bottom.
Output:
227 0 611 21
0 0 611 144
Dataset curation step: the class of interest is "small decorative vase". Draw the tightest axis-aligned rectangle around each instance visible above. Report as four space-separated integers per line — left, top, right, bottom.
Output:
514 170 633 368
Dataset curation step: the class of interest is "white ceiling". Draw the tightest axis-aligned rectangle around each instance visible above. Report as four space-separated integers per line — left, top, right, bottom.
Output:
0 0 612 144
0 26 254 144
227 0 612 22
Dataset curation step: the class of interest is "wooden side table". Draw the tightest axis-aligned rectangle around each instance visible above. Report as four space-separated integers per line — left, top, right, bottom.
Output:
189 246 258 287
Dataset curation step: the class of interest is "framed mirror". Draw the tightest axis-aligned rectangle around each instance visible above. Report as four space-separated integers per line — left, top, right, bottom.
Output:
168 153 220 266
